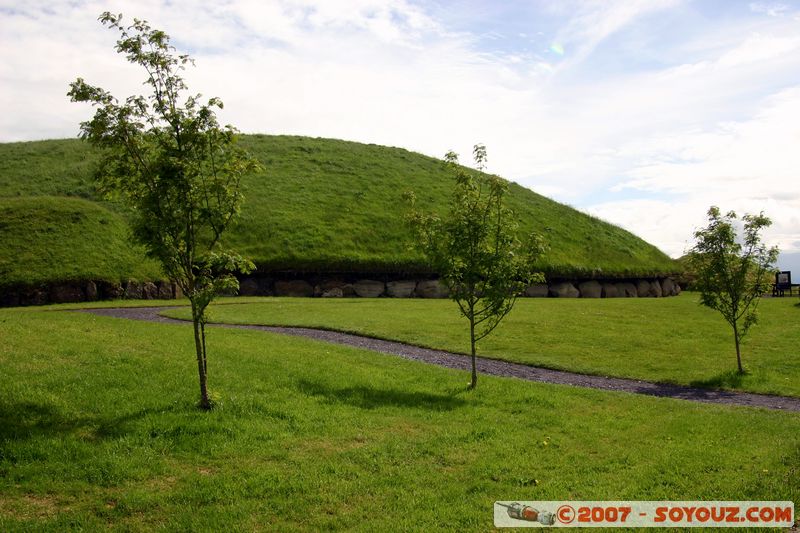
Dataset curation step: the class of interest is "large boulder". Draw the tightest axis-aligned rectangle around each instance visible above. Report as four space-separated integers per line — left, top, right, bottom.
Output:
319 279 346 291
157 281 174 299
354 280 385 298
549 282 579 298
275 280 314 297
84 281 98 301
0 289 20 307
648 279 663 298
417 280 449 298
98 281 124 299
601 283 619 298
617 282 638 298
50 284 84 303
315 280 348 297
20 287 48 306
578 280 602 298
524 284 549 297
142 282 159 300
321 287 344 298
124 280 143 299
636 280 651 297
386 281 416 298
661 278 675 296
238 277 260 296
341 284 357 297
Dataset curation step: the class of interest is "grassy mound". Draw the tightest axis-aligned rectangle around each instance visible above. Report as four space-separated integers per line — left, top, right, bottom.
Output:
0 135 677 286
0 196 161 287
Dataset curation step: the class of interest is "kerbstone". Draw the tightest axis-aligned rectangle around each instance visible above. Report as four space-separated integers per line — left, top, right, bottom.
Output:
578 281 601 298
549 282 579 298
354 280 385 298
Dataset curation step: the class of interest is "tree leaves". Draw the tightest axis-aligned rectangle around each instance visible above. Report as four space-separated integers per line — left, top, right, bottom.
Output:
689 206 778 372
68 12 261 407
68 11 261 303
408 145 546 386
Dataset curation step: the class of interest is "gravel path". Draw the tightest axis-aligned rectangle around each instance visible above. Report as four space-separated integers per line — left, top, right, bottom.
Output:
81 306 800 412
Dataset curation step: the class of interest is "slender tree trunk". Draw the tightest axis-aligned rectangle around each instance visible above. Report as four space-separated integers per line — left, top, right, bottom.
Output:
469 313 477 390
191 301 211 409
733 320 743 374
201 320 208 375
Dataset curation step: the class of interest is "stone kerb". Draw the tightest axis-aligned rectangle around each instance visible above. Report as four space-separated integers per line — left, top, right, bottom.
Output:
0 274 681 307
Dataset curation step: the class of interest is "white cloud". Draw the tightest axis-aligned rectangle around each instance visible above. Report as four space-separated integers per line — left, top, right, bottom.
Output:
749 2 792 17
717 32 800 67
549 0 682 68
1 0 799 260
616 88 800 199
589 88 800 256
589 195 800 258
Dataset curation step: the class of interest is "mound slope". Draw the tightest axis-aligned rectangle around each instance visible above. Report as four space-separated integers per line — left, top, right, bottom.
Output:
0 196 161 287
0 135 676 287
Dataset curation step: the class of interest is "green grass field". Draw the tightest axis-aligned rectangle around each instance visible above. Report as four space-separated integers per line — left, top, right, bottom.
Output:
0 304 798 530
0 135 677 288
162 294 800 398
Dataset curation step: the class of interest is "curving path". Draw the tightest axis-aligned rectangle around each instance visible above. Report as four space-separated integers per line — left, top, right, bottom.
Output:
81 306 800 413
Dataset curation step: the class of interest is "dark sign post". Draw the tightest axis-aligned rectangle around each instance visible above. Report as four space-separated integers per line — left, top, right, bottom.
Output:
774 271 792 296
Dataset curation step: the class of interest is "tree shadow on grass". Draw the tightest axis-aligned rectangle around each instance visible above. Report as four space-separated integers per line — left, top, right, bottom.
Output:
689 369 748 390
297 380 466 411
0 401 91 441
0 400 187 442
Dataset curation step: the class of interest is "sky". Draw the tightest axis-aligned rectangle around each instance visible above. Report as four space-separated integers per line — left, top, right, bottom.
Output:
1 0 799 271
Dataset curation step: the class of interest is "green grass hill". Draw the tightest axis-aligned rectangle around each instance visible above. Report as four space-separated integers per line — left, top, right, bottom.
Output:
0 196 161 287
0 135 677 287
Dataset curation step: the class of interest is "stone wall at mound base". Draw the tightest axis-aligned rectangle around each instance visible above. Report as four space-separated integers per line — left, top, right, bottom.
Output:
0 280 182 307
0 276 680 307
239 276 681 299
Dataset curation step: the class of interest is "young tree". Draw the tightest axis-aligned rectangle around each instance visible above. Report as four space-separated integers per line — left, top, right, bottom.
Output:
690 206 778 374
408 145 545 389
68 13 261 409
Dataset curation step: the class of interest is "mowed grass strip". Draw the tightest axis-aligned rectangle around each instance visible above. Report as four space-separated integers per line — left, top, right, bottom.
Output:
163 294 800 398
0 307 798 531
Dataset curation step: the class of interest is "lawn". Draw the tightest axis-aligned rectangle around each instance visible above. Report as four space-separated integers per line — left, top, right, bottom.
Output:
1 304 798 530
163 294 800 398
